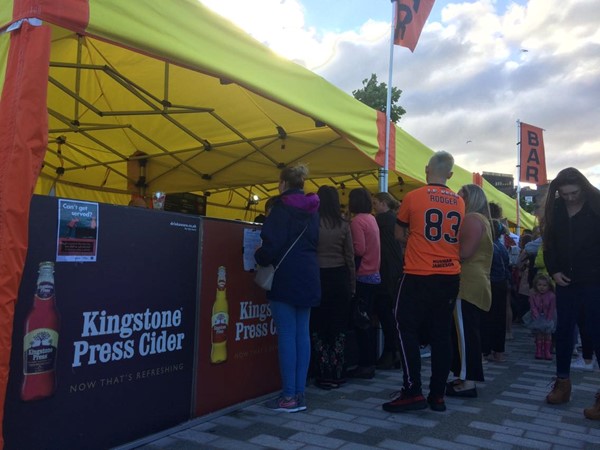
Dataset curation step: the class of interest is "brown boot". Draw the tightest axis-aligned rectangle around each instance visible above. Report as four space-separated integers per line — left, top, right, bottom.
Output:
584 392 600 420
546 377 571 404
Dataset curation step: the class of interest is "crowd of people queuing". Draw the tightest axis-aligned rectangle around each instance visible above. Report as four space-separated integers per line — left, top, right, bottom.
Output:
255 158 600 420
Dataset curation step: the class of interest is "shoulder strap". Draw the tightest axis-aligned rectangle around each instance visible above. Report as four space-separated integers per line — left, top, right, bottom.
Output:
274 225 308 271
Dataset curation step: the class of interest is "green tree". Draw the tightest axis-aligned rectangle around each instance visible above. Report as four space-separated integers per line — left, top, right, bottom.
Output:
352 74 406 123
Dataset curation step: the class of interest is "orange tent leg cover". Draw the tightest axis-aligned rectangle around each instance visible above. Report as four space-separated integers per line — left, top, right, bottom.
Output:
0 22 50 448
375 111 396 171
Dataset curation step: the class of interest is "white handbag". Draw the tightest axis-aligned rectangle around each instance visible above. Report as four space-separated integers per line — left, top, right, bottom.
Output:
254 264 276 290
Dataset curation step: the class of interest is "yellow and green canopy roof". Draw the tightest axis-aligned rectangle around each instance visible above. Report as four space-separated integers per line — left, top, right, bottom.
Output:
0 0 534 228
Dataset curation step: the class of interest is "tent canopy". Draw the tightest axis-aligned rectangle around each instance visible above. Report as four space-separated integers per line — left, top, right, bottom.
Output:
23 0 381 204
3 0 534 224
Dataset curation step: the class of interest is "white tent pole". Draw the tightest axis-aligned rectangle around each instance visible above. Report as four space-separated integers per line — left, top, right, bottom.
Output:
516 119 521 236
380 0 397 193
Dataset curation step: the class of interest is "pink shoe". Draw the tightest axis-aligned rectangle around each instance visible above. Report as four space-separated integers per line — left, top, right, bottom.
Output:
535 339 543 360
544 339 553 360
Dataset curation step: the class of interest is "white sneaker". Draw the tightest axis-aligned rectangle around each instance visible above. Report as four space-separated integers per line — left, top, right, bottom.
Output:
570 357 594 372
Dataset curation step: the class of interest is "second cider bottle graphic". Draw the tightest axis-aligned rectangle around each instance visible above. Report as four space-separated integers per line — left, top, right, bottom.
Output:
210 266 229 364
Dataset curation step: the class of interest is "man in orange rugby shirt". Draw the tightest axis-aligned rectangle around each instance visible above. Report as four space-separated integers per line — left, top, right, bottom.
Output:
382 151 465 413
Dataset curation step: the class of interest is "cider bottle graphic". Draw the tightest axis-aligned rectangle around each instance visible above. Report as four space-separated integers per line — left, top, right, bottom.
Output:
210 266 229 364
21 261 60 401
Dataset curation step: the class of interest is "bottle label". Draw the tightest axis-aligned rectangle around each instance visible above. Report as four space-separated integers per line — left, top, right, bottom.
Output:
211 312 228 343
36 282 54 300
23 328 59 374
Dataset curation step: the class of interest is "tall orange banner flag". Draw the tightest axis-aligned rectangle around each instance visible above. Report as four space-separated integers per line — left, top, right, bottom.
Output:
394 0 436 52
519 122 547 185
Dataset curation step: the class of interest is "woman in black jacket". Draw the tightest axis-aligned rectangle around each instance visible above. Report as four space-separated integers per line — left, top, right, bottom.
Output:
542 168 600 421
372 192 403 369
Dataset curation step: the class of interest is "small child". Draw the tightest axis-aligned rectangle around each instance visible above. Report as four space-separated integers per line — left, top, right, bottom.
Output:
526 273 556 360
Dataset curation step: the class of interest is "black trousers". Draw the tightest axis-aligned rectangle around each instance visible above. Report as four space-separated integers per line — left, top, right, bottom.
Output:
394 274 459 397
354 280 378 367
451 299 485 382
374 281 401 353
512 293 530 321
577 301 594 360
311 266 351 338
481 281 508 355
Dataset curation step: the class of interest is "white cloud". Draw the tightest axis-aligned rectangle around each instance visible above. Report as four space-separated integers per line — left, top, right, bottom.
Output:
199 0 600 188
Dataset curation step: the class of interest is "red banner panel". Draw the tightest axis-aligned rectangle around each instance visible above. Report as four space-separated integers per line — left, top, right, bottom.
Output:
394 0 436 52
519 122 547 185
195 219 280 417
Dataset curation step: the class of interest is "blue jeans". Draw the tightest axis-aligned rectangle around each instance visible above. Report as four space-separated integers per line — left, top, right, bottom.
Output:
269 300 311 397
555 283 600 378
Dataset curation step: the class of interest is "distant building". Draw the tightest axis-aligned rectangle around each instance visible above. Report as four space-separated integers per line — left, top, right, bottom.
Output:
520 186 537 205
482 171 515 196
523 183 550 216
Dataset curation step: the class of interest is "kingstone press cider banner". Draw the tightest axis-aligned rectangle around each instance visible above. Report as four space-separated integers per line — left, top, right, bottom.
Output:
4 196 199 450
195 219 280 416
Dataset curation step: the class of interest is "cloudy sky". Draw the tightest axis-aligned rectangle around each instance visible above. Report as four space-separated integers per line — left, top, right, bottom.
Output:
198 0 600 188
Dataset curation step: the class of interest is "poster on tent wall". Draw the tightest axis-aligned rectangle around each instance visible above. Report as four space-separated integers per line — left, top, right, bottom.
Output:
4 196 199 450
56 199 99 262
194 219 280 417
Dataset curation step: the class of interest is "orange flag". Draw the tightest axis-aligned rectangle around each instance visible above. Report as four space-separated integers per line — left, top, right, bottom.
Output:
394 0 436 52
519 122 547 185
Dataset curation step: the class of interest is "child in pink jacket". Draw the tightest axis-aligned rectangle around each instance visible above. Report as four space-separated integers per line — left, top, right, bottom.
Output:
527 273 556 360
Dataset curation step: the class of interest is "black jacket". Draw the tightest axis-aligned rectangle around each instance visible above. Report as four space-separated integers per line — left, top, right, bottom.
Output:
375 210 403 298
544 200 600 285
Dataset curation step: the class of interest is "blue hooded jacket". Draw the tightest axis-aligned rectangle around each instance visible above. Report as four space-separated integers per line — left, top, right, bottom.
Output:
254 189 321 307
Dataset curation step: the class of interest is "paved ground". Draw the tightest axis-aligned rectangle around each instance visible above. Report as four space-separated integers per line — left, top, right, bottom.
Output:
124 324 600 449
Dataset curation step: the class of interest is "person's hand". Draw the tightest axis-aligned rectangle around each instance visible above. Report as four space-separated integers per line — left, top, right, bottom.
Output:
552 272 571 287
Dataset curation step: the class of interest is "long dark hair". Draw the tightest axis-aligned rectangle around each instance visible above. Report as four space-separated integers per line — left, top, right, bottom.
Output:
543 167 600 246
317 186 343 228
348 188 372 214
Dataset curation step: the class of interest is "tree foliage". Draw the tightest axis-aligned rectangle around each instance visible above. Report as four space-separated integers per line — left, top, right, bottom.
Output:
352 74 406 123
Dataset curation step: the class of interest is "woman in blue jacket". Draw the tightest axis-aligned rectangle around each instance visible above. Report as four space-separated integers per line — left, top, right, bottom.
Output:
255 164 320 413
481 219 511 363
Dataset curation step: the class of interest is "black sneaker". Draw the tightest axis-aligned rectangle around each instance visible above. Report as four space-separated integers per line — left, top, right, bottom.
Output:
427 394 446 412
315 378 340 390
445 380 477 398
346 366 375 379
382 389 427 412
264 395 299 413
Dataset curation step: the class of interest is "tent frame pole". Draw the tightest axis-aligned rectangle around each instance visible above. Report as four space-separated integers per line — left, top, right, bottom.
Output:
380 0 398 193
516 119 522 236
